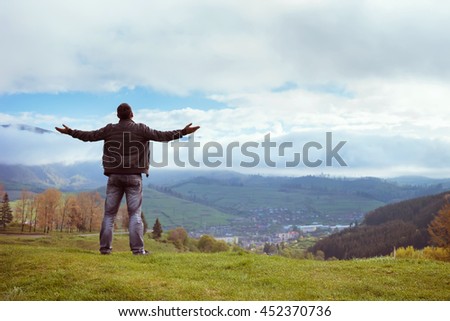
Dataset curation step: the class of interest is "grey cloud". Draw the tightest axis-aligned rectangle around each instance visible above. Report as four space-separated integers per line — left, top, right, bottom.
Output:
2 1 449 94
272 131 450 177
270 1 450 83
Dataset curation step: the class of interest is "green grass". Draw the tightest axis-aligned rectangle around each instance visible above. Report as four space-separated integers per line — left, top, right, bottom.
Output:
171 183 384 217
0 234 449 301
142 188 235 230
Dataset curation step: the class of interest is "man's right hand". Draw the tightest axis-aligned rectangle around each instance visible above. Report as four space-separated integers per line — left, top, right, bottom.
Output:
55 124 73 135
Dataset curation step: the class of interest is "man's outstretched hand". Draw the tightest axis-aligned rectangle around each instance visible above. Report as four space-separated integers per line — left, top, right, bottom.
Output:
55 124 73 135
182 123 200 135
56 123 198 136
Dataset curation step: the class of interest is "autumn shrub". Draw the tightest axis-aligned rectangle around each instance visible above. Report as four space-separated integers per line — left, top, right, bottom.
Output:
423 247 450 262
167 227 188 250
394 246 421 259
393 246 450 262
198 235 229 253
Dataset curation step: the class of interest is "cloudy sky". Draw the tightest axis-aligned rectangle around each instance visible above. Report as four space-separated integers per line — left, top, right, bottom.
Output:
1 0 450 178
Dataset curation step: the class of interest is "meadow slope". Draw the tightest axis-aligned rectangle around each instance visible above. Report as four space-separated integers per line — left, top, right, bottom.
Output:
0 235 449 301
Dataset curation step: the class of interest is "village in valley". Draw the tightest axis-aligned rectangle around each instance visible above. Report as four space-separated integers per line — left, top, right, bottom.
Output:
187 206 364 250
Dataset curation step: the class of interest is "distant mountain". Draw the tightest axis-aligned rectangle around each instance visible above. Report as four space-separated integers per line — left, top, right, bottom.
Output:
1 160 447 203
1 123 54 134
0 161 244 197
388 175 450 189
309 191 448 259
0 162 107 194
168 173 447 204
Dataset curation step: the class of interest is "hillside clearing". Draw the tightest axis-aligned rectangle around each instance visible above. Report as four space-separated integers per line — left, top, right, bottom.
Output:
1 235 449 301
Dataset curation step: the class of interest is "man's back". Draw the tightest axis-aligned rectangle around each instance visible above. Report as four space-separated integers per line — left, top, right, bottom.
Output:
70 118 183 176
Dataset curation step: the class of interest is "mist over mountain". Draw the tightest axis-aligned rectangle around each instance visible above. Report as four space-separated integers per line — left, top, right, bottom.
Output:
1 129 445 239
0 159 448 201
1 123 54 135
0 160 243 195
0 162 106 193
0 122 102 165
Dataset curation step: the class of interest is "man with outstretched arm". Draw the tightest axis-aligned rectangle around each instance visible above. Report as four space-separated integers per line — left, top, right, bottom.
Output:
56 103 200 255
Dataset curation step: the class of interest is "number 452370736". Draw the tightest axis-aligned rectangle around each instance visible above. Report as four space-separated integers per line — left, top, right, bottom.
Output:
259 305 332 317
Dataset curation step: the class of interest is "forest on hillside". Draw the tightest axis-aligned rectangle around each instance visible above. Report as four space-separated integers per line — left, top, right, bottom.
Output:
309 191 449 259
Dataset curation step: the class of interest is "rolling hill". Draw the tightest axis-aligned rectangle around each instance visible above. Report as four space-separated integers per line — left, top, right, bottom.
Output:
148 174 447 233
2 161 450 235
141 187 235 231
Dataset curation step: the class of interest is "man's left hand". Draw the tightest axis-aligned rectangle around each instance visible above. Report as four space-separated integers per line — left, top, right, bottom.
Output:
183 123 200 135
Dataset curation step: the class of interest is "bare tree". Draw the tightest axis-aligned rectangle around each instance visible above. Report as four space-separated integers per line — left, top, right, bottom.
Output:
59 195 77 232
32 195 40 232
16 189 32 232
67 198 82 232
38 189 62 233
76 192 103 232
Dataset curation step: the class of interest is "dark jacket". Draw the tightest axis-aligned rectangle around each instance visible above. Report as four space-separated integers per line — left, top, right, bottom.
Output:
70 119 184 176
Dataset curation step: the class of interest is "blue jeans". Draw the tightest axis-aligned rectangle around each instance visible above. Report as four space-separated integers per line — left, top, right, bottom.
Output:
99 174 145 254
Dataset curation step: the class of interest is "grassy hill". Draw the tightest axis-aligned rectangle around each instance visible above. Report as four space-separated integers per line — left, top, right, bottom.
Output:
1 234 449 301
151 174 444 233
170 180 384 215
141 187 235 230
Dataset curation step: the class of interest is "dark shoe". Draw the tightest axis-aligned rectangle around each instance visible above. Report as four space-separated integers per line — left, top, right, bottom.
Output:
100 251 111 255
133 250 150 256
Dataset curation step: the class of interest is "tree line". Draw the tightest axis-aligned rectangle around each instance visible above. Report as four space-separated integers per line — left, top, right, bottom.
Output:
1 183 236 254
0 184 105 233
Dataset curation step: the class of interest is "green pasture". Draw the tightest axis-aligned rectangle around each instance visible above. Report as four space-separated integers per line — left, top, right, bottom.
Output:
1 234 448 301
